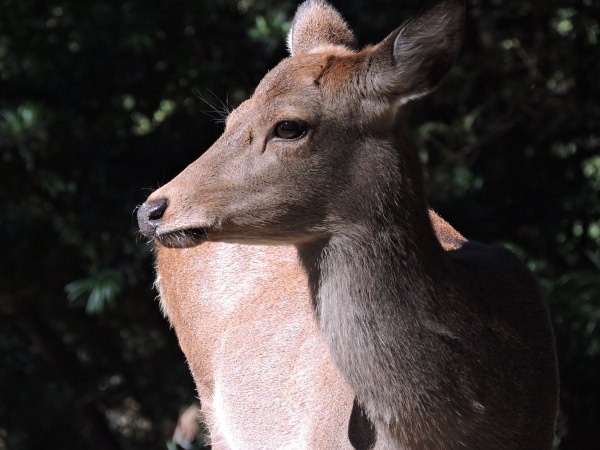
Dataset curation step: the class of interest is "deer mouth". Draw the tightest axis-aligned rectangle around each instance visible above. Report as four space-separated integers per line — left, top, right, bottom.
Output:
155 227 209 248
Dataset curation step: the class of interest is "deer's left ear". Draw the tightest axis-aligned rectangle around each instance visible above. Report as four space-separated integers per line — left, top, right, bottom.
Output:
287 0 356 56
368 0 465 103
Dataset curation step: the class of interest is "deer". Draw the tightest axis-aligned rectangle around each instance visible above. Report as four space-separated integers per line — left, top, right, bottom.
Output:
137 0 559 448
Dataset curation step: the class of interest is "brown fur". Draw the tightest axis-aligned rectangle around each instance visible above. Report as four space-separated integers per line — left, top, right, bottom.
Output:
287 0 357 56
138 1 558 448
153 212 467 448
155 243 355 448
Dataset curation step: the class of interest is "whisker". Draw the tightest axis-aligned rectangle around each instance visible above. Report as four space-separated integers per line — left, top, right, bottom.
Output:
195 89 232 126
207 88 232 116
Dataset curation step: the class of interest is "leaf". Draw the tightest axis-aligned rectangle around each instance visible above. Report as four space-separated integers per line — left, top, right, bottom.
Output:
65 269 123 315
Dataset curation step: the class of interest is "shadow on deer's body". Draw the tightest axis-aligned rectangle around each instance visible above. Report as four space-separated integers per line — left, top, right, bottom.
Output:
138 1 559 448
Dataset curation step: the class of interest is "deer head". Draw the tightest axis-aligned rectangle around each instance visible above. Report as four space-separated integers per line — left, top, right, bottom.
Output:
137 0 465 248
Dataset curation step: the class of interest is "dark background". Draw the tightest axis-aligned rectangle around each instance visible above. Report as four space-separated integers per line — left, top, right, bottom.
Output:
1 0 599 448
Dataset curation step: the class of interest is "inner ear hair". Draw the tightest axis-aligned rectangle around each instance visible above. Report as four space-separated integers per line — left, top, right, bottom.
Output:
373 0 465 102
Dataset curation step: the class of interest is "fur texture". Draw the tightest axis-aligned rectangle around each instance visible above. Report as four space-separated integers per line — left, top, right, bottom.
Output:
287 0 356 56
139 1 559 448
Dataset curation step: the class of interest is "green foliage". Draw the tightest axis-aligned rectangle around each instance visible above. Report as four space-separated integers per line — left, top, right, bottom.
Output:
65 269 123 314
249 10 292 53
550 252 600 357
0 0 598 449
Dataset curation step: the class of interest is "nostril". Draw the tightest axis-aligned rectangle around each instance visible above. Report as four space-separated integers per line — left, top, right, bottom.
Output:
137 197 169 237
147 198 169 221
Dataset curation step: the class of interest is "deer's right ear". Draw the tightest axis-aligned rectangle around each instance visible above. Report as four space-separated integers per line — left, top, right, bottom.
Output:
287 0 356 56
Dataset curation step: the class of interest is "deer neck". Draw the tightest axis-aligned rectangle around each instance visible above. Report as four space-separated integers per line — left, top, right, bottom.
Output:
296 115 455 425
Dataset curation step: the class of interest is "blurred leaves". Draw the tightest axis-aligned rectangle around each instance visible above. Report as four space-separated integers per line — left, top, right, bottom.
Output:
65 269 123 314
248 10 292 52
545 251 600 356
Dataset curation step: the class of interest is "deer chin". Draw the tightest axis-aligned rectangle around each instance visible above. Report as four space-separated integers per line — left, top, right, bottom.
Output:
155 227 209 248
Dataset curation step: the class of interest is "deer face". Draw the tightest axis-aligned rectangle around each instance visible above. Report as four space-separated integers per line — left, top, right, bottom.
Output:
137 0 464 248
139 52 365 247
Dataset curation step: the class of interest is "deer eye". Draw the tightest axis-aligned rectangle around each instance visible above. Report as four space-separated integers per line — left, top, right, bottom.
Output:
274 120 307 140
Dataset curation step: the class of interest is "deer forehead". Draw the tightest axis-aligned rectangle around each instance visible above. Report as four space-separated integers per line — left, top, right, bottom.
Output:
227 51 368 127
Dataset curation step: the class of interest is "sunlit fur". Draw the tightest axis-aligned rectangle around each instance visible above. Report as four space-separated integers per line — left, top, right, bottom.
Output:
140 1 558 448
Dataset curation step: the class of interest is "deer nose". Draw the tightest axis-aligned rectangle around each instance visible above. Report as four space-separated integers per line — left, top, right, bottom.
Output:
137 198 169 237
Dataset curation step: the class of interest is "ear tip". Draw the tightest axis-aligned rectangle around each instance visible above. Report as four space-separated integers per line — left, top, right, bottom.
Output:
421 0 465 23
408 0 466 36
438 0 466 8
292 0 337 28
440 0 467 19
296 0 329 10
296 0 333 13
287 0 357 57
371 0 466 102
